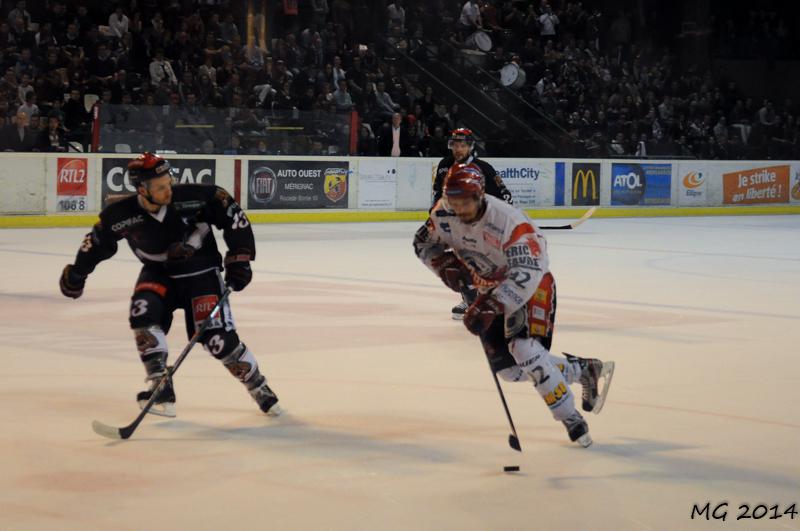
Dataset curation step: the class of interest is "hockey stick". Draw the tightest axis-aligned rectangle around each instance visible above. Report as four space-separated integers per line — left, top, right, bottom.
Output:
485 358 522 452
460 282 522 452
539 206 597 230
92 288 232 440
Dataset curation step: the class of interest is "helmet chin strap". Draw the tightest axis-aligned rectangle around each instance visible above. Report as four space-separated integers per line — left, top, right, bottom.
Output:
138 186 167 210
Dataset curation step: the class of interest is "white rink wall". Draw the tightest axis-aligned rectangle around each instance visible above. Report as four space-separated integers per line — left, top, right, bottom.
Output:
1 152 800 218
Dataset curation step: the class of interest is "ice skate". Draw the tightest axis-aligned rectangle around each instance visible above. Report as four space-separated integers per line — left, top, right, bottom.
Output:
137 375 176 418
564 354 615 414
580 359 615 414
563 411 592 447
249 380 283 416
452 300 468 320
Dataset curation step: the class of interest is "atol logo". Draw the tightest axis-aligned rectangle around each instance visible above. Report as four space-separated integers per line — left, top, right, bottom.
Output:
683 171 704 189
57 158 88 195
611 164 646 205
191 295 222 329
324 168 347 202
615 172 642 189
250 167 277 204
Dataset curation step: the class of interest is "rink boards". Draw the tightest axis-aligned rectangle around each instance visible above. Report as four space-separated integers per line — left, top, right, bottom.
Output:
1 153 799 227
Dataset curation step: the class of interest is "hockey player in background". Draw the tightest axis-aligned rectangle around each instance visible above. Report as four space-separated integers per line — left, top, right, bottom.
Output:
414 163 614 446
59 152 282 418
432 128 512 320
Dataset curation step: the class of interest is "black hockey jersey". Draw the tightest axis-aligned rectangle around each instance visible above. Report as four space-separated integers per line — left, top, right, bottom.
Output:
72 184 255 278
432 154 513 206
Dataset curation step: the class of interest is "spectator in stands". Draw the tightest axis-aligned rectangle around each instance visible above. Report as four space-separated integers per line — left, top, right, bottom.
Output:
220 14 239 43
63 89 90 136
387 1 406 34
426 125 449 157
459 0 483 40
14 47 36 79
356 123 377 155
149 48 177 87
538 3 560 43
758 100 777 127
7 1 30 29
378 112 412 156
108 6 129 39
608 132 627 156
17 90 37 117
42 112 67 152
312 0 330 27
374 81 397 118
333 78 353 112
1 109 37 151
223 135 245 154
89 43 117 93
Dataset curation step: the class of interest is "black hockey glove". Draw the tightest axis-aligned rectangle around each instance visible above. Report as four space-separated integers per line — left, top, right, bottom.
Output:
224 252 253 291
431 251 471 293
59 264 87 299
463 293 504 336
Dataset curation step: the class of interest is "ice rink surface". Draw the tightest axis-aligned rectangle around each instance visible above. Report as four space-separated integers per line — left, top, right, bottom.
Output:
1 214 799 531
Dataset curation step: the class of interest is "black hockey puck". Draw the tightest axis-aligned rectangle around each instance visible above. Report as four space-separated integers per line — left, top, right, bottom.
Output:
503 466 520 472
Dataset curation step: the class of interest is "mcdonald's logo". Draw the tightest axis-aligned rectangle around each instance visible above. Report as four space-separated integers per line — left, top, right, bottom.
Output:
571 163 600 205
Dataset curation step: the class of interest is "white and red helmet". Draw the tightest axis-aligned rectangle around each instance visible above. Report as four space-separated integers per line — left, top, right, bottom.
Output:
444 162 485 199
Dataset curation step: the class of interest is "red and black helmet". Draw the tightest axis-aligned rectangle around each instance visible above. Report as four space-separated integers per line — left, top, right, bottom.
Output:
448 127 475 149
127 152 172 186
444 162 485 199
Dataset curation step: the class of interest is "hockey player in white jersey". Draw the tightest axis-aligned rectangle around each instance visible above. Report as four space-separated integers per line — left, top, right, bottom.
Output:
413 163 614 447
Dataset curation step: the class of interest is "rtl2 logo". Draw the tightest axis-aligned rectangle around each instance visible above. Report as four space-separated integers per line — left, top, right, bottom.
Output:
57 158 88 196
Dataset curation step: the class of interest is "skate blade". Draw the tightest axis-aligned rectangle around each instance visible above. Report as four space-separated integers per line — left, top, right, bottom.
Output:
576 433 593 448
264 402 284 417
138 400 176 418
591 361 615 415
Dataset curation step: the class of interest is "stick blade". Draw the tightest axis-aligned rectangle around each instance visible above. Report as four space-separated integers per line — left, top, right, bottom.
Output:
509 434 522 452
92 420 124 440
570 206 598 228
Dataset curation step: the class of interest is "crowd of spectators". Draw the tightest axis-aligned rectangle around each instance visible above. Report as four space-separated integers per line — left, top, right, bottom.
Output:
712 5 796 61
1 0 798 160
0 0 446 156
406 0 800 160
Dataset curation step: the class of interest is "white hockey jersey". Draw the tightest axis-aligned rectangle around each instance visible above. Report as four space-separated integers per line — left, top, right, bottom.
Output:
414 195 550 314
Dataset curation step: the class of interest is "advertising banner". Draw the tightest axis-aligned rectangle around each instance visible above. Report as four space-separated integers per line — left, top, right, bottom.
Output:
357 159 396 209
792 164 800 204
611 163 672 206
247 160 349 209
676 164 710 206
101 157 216 207
570 163 600 206
722 164 789 205
486 158 554 207
55 157 90 212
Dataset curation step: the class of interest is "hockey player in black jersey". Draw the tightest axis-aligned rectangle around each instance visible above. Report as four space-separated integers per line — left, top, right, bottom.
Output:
59 152 282 418
433 128 513 320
